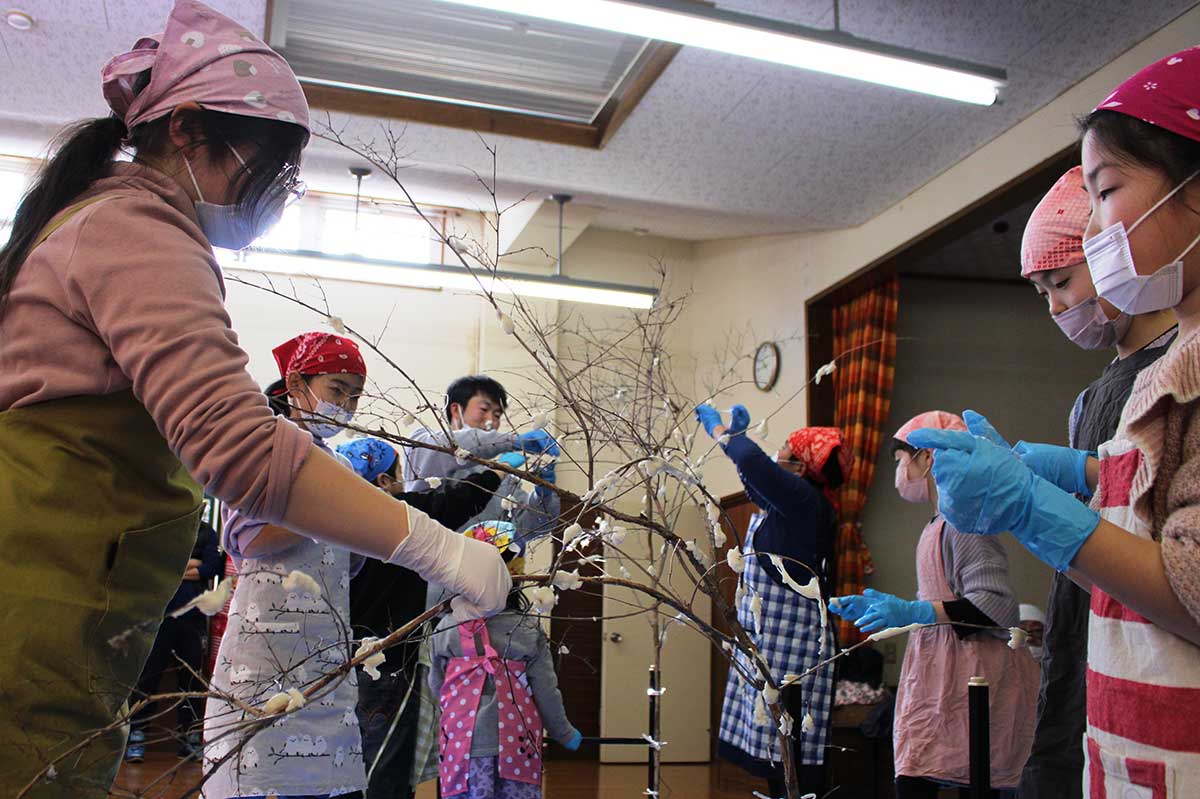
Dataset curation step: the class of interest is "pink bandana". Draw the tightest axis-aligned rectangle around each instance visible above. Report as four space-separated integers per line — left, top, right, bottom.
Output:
1093 47 1200 145
894 410 967 444
1021 166 1091 277
101 0 309 136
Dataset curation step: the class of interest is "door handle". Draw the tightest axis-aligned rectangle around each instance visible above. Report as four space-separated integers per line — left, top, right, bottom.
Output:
608 632 623 643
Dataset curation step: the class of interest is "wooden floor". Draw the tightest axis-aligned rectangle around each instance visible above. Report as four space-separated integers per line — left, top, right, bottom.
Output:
111 751 767 799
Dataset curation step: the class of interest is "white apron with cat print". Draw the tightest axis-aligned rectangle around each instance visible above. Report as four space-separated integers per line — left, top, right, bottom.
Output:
1086 437 1200 798
202 540 365 799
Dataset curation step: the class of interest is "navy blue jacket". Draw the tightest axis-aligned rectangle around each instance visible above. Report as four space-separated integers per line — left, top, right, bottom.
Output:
721 434 837 590
168 520 224 615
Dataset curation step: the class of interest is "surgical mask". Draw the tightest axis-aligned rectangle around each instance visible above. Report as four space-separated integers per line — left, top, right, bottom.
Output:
302 385 354 440
182 145 296 251
1083 170 1200 315
895 457 930 504
1051 297 1131 350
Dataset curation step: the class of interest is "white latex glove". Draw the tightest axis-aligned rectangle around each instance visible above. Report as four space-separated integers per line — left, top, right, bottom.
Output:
388 503 511 615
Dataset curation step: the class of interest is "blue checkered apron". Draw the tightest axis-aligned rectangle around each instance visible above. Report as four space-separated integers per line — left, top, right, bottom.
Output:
717 513 834 766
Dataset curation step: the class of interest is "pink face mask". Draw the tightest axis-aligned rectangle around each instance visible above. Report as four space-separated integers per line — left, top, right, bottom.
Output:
1051 296 1131 350
895 454 931 504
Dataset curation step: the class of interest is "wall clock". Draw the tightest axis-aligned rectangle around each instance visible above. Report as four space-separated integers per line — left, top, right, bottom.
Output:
753 341 780 391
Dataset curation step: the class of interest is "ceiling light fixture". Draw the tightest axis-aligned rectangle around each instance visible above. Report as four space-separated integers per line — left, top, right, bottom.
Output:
5 10 34 31
431 0 1005 105
218 249 657 309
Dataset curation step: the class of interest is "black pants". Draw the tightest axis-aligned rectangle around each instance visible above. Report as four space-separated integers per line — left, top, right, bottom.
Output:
896 775 1016 798
130 611 207 736
356 666 422 799
763 684 827 798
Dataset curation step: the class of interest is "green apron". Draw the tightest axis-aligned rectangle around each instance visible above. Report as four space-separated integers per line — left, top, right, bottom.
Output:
0 196 204 797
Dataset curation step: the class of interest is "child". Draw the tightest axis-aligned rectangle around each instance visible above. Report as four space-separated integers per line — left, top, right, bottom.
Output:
338 436 501 799
832 411 1037 798
203 332 370 799
429 522 580 799
1017 167 1174 797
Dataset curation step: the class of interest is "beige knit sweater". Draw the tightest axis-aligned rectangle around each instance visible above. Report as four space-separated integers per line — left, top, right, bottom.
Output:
1121 323 1200 624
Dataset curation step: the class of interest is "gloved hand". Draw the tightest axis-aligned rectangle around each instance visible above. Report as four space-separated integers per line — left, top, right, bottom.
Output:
832 588 934 633
828 593 871 621
388 503 512 614
694 403 724 437
906 427 1100 572
964 410 1094 497
539 462 556 484
563 728 583 751
517 429 560 456
496 451 526 469
728 404 751 435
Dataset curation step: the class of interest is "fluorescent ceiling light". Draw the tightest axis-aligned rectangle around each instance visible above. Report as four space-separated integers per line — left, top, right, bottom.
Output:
217 249 658 310
432 0 1005 105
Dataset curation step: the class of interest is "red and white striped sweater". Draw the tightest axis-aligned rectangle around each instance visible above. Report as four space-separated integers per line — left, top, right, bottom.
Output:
1087 326 1200 797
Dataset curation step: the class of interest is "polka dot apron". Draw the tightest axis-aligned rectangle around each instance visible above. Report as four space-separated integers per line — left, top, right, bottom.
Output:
439 620 543 797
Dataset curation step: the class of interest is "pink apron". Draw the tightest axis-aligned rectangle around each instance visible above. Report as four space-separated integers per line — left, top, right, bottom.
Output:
439 619 544 797
893 518 1038 788
1085 439 1200 797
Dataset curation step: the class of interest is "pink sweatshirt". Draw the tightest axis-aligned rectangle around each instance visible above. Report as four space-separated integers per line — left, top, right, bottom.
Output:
0 162 312 523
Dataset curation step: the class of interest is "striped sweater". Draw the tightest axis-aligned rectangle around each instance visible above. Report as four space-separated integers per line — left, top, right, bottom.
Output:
1085 324 1200 796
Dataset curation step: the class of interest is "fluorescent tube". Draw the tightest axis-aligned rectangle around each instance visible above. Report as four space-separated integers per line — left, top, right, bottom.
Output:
433 0 1004 105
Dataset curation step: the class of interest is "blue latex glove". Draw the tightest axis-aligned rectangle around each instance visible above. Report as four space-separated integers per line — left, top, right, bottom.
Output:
517 429 560 456
728 404 750 435
828 593 871 621
563 728 582 751
694 403 724 436
539 462 556 484
851 589 935 633
496 451 526 469
964 410 1094 497
906 427 1100 572
1014 441 1094 498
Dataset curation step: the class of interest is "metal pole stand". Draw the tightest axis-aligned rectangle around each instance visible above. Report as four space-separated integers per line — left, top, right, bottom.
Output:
647 664 662 797
968 676 991 799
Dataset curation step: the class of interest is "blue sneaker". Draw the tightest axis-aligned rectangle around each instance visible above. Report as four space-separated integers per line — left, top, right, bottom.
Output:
124 729 145 763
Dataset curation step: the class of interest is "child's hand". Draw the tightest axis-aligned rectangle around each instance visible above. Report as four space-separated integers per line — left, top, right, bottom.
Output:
563 728 582 751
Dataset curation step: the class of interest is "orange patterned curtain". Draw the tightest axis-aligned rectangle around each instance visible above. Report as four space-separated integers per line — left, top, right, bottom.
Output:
831 276 899 645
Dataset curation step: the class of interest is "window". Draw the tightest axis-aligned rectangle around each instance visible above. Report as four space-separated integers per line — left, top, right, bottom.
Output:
0 162 30 247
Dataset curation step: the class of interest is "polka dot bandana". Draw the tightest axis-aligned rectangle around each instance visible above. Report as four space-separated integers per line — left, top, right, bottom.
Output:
1021 166 1091 277
272 332 366 380
102 0 310 136
1093 47 1200 146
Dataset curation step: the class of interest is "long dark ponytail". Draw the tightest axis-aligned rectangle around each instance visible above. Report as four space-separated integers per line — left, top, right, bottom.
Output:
0 115 127 316
0 68 307 319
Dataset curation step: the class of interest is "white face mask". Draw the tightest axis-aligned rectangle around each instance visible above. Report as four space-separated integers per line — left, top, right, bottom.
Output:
1083 170 1200 315
302 385 353 440
183 144 290 251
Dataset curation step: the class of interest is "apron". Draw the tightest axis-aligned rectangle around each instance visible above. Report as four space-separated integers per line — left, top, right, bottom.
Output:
1085 438 1200 797
0 390 202 797
717 513 834 767
202 540 364 799
0 195 203 797
893 518 1037 788
438 620 542 797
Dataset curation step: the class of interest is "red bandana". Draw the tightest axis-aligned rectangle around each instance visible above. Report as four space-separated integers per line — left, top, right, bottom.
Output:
786 426 853 510
272 332 366 380
1094 47 1200 145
